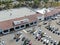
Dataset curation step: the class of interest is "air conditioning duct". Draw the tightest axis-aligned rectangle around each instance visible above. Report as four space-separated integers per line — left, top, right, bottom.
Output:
22 18 29 23
13 21 21 25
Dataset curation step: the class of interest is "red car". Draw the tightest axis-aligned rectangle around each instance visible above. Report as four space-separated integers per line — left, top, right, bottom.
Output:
29 41 32 45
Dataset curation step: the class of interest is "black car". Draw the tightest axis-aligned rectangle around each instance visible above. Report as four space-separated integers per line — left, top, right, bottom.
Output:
21 37 25 41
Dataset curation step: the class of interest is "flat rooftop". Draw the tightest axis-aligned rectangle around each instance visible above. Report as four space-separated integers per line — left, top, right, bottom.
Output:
0 7 36 21
34 8 54 14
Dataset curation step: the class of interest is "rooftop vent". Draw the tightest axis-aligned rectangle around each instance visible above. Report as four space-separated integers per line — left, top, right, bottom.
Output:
13 18 29 25
37 16 44 21
22 18 29 23
13 21 21 25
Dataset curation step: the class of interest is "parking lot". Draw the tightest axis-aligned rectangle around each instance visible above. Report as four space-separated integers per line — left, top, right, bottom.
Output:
0 18 60 45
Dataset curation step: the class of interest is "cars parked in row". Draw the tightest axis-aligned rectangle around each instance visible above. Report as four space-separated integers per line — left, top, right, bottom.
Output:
21 37 32 45
41 35 58 45
45 25 60 35
32 28 57 45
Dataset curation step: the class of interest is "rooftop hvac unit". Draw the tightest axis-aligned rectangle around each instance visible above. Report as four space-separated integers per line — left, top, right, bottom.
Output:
37 16 41 19
13 21 21 25
22 18 29 23
37 16 44 21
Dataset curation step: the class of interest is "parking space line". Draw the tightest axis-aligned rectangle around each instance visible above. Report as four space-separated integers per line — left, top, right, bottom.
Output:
22 30 27 33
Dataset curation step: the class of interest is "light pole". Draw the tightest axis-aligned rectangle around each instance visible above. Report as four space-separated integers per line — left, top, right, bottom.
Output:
43 8 47 25
57 15 60 24
37 16 42 29
48 19 51 27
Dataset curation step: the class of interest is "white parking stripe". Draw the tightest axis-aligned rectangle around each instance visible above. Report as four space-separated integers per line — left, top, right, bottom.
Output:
22 30 27 33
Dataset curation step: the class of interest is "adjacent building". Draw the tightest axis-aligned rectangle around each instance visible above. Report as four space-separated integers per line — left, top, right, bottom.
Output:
0 7 43 34
0 7 60 35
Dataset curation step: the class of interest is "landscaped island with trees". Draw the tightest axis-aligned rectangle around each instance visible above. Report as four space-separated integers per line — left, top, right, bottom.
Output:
0 0 60 10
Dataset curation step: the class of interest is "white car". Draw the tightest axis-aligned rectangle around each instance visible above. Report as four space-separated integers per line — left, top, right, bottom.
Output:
46 40 49 44
33 30 38 35
43 39 47 44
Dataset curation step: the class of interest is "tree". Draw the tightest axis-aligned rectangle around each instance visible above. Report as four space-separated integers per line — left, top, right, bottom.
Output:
43 0 49 3
17 0 24 2
42 0 49 7
17 0 25 7
23 40 27 45
33 0 40 8
55 0 59 6
34 0 39 5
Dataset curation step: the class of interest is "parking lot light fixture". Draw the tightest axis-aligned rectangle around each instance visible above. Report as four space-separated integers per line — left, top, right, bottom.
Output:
48 19 52 27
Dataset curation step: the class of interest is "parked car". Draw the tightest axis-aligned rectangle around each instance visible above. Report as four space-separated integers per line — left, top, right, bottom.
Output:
43 21 47 25
51 17 57 20
57 22 60 25
53 41 58 45
50 39 54 44
43 39 47 44
29 41 32 45
38 30 42 34
33 30 38 35
21 37 26 41
55 31 60 35
46 40 49 45
38 36 41 41
41 38 44 42
26 38 30 44
35 33 40 39
52 29 58 33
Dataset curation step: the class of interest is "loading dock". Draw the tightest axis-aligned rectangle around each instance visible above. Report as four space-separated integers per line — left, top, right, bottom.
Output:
25 24 29 28
10 28 14 32
30 22 33 26
2 29 10 34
